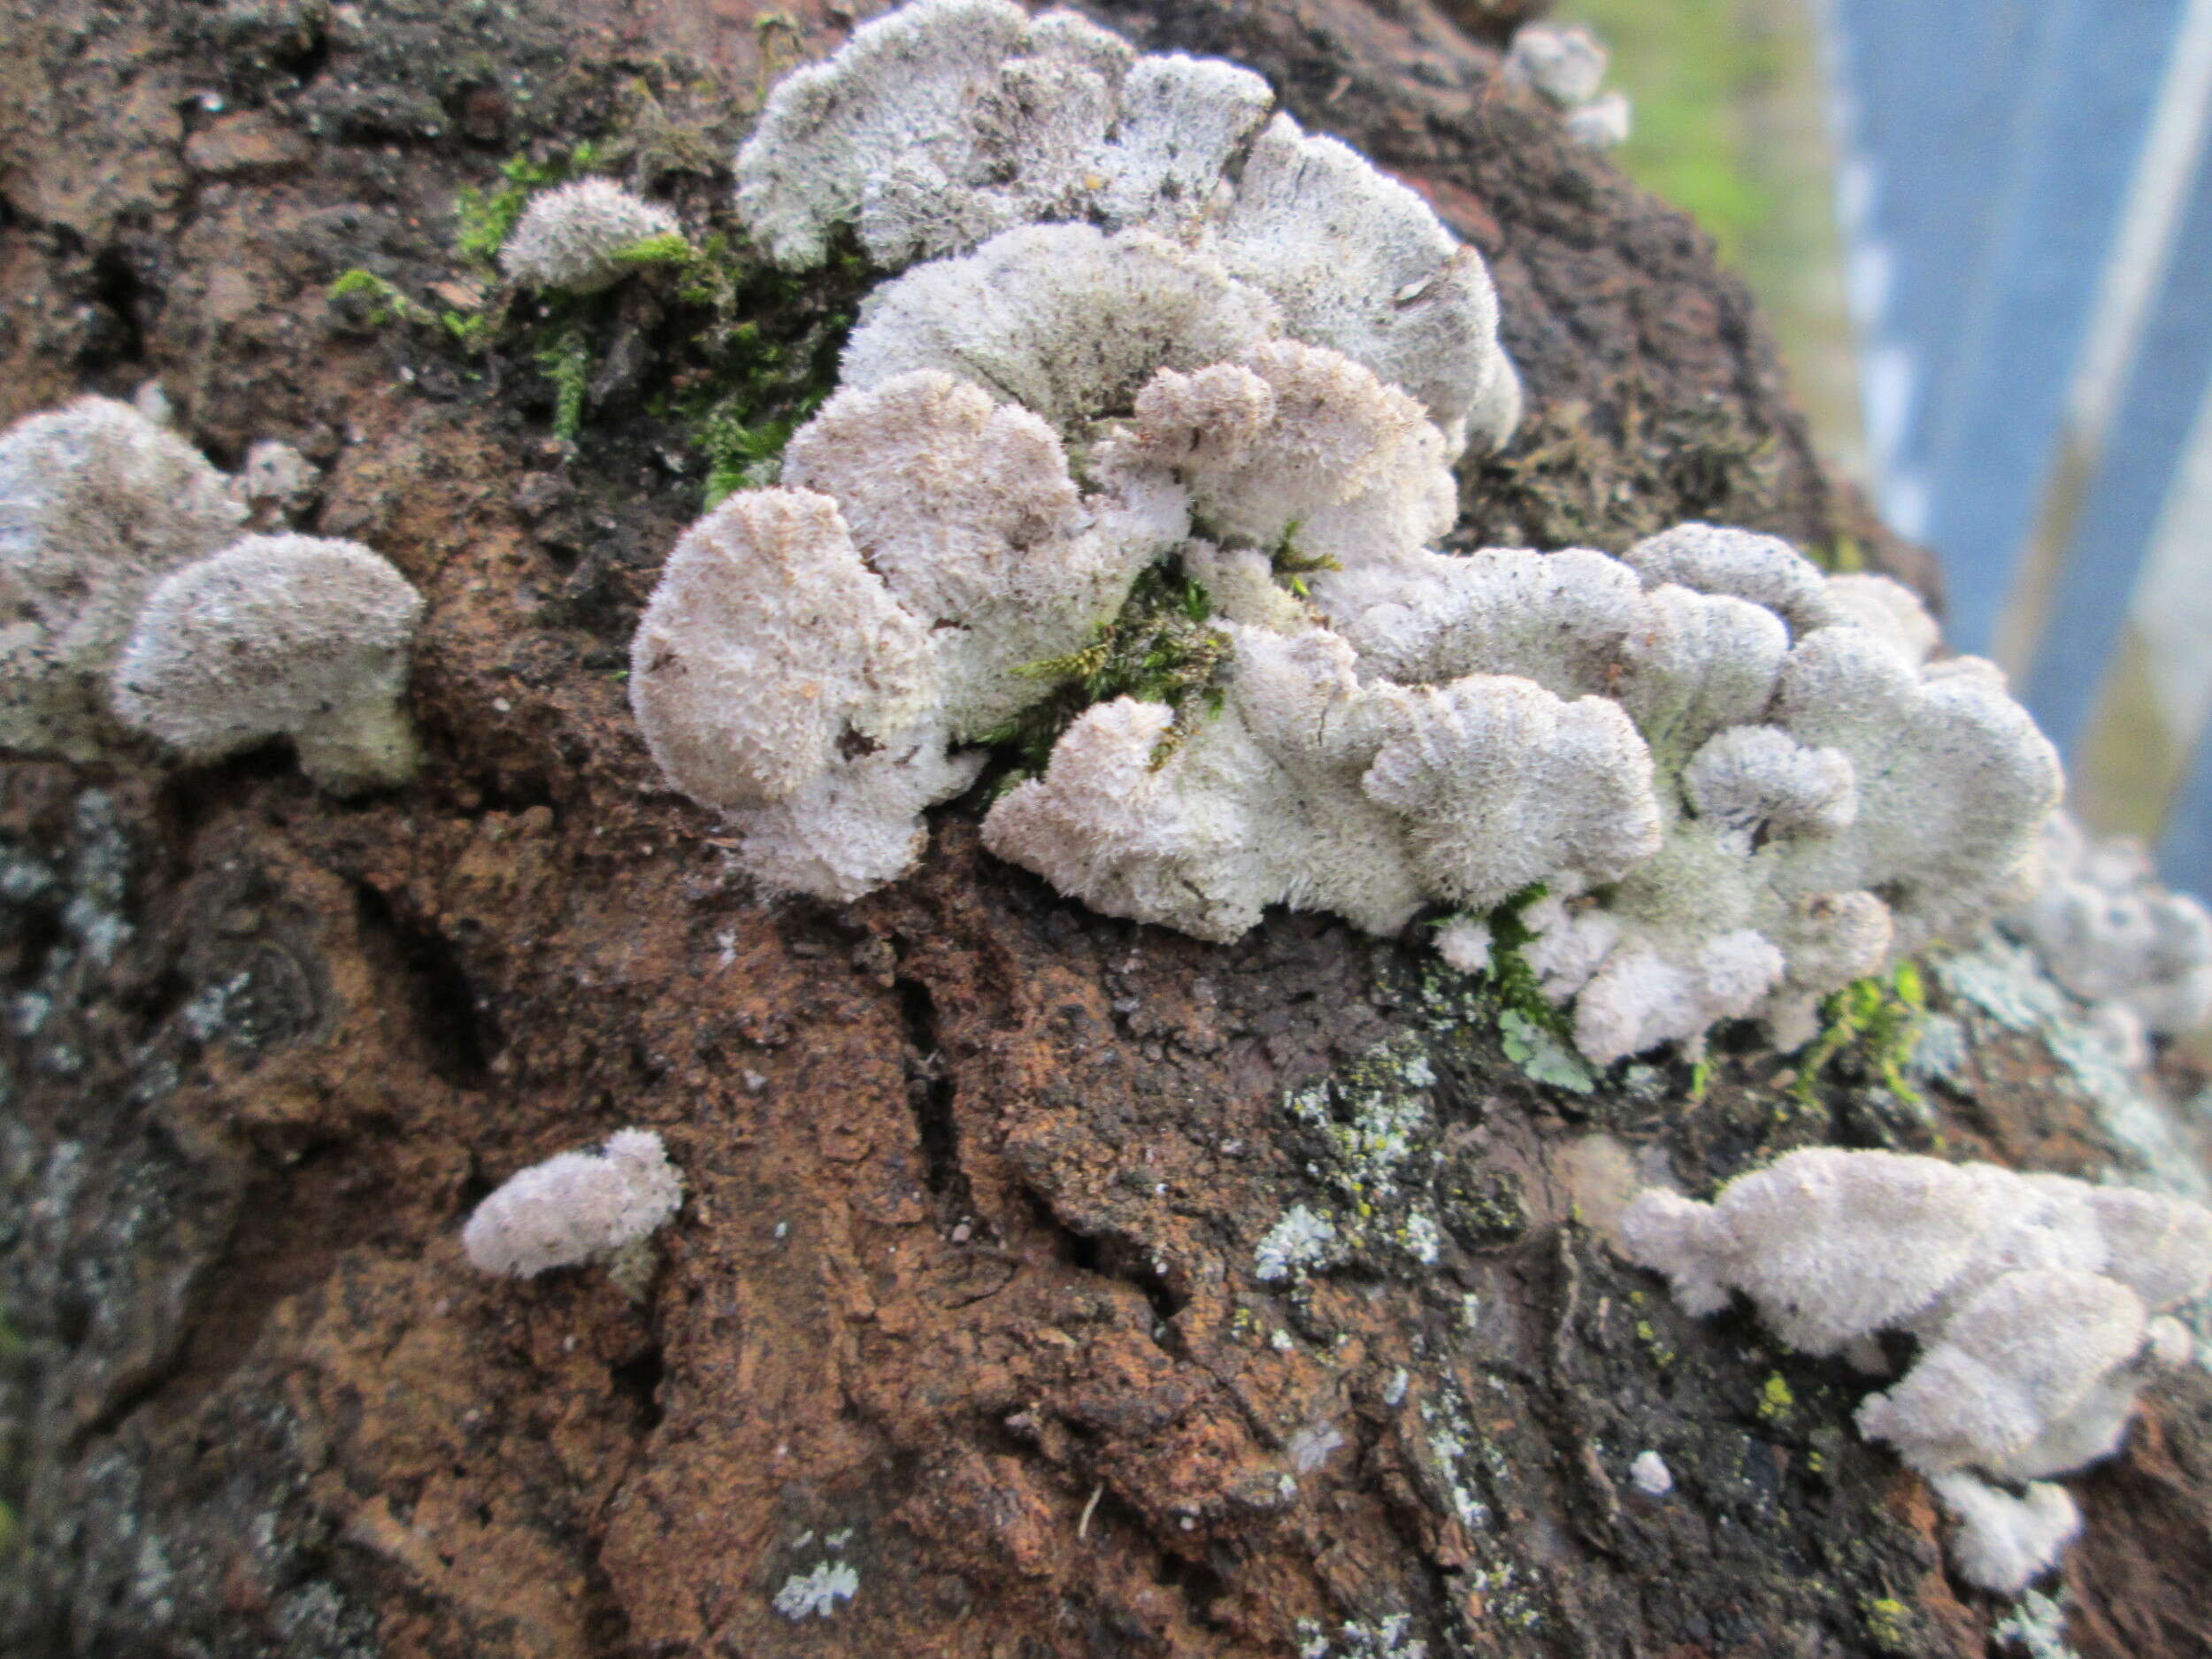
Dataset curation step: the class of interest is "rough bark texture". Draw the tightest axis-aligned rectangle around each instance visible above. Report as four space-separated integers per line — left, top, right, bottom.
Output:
0 3 2199 1658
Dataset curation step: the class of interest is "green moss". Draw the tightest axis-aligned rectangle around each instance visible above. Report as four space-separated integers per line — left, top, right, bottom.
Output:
1793 961 1926 1108
983 564 1232 778
327 268 436 329
453 142 606 267
1267 521 1340 597
1479 885 1573 1033
535 328 594 443
610 230 696 269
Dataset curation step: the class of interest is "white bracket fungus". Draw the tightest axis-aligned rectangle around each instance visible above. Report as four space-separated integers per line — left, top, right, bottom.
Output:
1627 1449 1673 1498
772 1559 861 1622
2008 810 2212 1049
230 439 322 529
988 521 2055 1065
780 369 1184 738
1621 1148 2212 1592
0 396 247 759
1504 24 1608 107
462 1128 684 1278
628 487 981 901
111 534 424 795
841 224 1284 433
1505 24 1631 150
645 308 2056 1069
498 178 682 293
733 0 1519 457
639 1 2063 1071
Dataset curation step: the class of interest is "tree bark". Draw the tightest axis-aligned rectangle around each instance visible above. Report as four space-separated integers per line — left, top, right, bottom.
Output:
2 3 2202 1657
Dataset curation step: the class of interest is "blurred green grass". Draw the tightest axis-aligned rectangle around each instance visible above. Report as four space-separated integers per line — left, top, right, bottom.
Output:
1557 0 1865 472
1563 0 1781 268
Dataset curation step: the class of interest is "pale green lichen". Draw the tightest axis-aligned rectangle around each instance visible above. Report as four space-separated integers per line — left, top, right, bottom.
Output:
1254 1203 1340 1282
1417 1386 1490 1531
1295 1612 1429 1659
1907 1010 1969 1086
1755 1373 1793 1425
1935 935 2067 1032
772 1559 858 1621
1273 1033 1450 1275
1993 1589 2079 1659
1497 1007 1594 1094
1941 936 2212 1208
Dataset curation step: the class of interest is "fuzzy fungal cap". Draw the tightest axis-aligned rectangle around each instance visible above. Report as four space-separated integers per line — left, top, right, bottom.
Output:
110 534 424 795
1927 1471 2083 1595
646 387 2056 1066
629 488 940 813
1095 339 1457 571
1628 1449 1673 1498
675 0 2058 1069
991 520 2055 1065
734 0 1519 456
2009 810 2212 1041
463 1129 683 1278
0 396 248 759
1210 113 1511 448
627 487 986 901
842 225 1284 432
499 178 682 293
1620 1148 2212 1591
1505 23 1629 148
231 439 321 529
1563 92 1632 150
780 368 1185 737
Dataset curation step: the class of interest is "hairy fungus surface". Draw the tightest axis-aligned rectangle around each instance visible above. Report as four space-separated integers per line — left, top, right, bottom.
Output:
2010 810 2212 1048
0 396 247 760
462 1129 684 1278
735 0 1519 457
647 0 2065 1065
499 178 683 292
1621 1148 2212 1592
111 534 424 795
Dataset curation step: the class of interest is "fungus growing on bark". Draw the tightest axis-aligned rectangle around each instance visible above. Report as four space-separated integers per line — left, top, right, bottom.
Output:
1620 1148 2212 1591
230 439 321 529
462 1128 684 1278
644 0 2061 1069
648 372 2055 1064
734 0 1520 456
499 178 682 292
780 369 1183 737
990 522 2055 1064
841 225 1283 432
0 396 247 759
2009 811 2212 1048
110 534 424 795
1506 22 1631 149
1505 23 1608 105
627 487 979 901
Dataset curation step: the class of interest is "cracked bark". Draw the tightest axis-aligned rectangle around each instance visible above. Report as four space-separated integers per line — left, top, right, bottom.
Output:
3 2 2207 1657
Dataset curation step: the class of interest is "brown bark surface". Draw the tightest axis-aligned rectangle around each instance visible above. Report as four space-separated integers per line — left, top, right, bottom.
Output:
0 3 2200 1657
